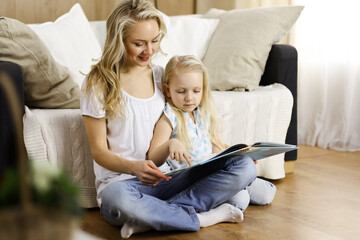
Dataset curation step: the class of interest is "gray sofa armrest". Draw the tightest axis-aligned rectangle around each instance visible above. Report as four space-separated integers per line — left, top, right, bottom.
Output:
0 61 25 175
260 44 298 161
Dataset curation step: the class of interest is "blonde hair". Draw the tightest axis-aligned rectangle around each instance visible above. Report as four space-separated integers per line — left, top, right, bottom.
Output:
164 55 225 151
84 0 166 119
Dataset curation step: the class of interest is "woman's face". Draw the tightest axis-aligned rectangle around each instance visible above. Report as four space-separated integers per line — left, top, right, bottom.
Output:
124 19 160 68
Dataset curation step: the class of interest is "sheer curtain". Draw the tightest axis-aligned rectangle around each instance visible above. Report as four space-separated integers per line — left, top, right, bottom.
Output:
293 0 360 151
196 0 360 151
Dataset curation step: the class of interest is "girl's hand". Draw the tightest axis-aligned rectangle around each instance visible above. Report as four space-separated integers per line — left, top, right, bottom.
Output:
168 139 191 166
131 160 171 186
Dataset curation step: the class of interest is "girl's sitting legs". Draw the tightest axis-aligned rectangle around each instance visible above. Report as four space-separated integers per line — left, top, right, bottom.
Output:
248 177 277 205
227 178 277 211
226 189 250 211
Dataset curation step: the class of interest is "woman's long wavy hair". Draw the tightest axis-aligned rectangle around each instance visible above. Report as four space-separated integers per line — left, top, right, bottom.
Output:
84 0 166 119
163 55 225 151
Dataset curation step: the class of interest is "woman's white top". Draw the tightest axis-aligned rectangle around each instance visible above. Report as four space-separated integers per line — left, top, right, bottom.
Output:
80 65 170 206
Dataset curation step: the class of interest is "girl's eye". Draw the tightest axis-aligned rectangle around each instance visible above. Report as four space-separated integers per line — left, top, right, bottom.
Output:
135 43 143 47
152 39 159 43
194 89 201 93
176 91 185 94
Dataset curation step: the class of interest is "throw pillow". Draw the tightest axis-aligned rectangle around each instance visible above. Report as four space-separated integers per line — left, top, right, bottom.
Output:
152 12 219 68
28 3 102 87
202 6 304 91
0 17 80 108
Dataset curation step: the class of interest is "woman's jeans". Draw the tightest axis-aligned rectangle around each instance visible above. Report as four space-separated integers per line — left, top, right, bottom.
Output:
100 155 257 232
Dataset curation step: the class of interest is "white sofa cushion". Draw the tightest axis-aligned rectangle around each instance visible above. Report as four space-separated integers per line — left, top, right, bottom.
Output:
152 14 219 68
28 3 102 87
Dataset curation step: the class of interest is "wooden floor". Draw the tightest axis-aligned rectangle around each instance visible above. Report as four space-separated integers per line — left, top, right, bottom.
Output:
80 145 360 240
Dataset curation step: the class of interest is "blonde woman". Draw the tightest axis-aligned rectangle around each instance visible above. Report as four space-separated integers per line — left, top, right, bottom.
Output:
81 0 256 238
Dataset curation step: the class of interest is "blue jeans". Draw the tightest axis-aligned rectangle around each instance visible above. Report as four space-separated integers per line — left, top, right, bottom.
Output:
226 178 277 211
100 155 257 232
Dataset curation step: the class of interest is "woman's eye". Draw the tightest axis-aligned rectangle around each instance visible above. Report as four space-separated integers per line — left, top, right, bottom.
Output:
135 43 143 47
152 39 159 43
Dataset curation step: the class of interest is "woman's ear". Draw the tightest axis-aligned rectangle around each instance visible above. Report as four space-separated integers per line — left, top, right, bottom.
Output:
163 83 171 98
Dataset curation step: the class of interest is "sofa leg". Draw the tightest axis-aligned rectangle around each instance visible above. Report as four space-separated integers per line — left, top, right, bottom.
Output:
284 161 295 174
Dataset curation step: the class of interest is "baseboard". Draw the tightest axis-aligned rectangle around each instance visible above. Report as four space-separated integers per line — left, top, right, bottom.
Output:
284 160 295 174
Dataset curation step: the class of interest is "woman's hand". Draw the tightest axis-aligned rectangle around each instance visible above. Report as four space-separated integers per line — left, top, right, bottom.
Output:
130 160 171 186
168 138 191 166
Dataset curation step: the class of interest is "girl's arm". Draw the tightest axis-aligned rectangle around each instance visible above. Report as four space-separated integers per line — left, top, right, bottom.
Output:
148 114 191 165
83 116 170 185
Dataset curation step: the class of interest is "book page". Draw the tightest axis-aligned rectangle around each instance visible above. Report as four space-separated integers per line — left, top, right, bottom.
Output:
165 142 298 175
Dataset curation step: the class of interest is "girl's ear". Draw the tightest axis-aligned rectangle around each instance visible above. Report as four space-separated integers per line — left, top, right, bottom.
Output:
163 83 171 98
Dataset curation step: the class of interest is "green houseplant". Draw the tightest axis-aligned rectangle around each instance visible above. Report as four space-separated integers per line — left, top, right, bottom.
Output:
0 72 83 240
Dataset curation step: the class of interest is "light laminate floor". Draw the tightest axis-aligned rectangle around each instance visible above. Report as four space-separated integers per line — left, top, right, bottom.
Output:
80 145 360 240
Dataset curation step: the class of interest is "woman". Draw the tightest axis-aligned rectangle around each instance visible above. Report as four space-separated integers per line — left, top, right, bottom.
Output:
81 0 256 238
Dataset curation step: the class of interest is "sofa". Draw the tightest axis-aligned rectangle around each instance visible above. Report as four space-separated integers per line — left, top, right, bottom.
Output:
0 4 302 208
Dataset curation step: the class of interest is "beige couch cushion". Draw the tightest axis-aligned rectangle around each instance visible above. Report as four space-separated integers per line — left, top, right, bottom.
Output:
203 6 304 91
0 17 80 108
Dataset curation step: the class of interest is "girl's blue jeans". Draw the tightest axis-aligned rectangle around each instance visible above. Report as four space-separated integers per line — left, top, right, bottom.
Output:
100 155 257 232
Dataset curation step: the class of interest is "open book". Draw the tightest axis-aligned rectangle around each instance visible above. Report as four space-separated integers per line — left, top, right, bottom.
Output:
165 142 299 176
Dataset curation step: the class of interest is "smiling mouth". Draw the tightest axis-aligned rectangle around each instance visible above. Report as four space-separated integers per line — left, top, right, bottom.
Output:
138 56 150 61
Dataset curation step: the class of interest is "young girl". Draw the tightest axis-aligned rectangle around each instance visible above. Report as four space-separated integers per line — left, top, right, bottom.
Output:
148 55 277 213
148 55 225 169
81 0 256 238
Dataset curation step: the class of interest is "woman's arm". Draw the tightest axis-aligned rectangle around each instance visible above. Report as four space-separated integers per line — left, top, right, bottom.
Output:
148 114 191 165
83 115 169 185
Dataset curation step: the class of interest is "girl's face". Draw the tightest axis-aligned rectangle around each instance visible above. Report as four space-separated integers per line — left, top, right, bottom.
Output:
164 70 203 115
124 19 160 68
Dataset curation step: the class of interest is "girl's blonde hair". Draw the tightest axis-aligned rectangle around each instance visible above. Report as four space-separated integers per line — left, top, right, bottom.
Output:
84 0 166 119
164 55 225 151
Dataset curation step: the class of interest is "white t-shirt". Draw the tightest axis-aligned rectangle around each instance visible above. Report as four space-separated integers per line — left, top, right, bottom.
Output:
80 65 170 206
